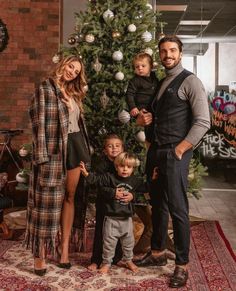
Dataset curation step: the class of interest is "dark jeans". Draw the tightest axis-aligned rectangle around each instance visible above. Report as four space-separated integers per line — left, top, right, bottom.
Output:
91 197 122 266
146 143 192 265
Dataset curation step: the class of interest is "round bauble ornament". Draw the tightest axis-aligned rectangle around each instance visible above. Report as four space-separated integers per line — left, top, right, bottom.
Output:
68 36 76 45
159 32 165 40
52 54 60 64
144 47 153 56
103 9 114 20
115 71 124 81
128 24 136 32
84 84 89 92
118 110 130 124
16 172 28 184
98 126 107 135
75 33 84 43
142 31 152 42
136 130 146 143
112 50 123 61
85 34 95 43
112 31 121 38
146 3 153 10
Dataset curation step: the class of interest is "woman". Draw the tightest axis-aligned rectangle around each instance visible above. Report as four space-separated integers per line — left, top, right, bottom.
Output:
25 55 91 275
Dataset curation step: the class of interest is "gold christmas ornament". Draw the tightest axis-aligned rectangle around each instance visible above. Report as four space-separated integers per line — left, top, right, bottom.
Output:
100 90 110 109
68 36 76 45
92 57 102 72
85 34 95 43
112 31 121 38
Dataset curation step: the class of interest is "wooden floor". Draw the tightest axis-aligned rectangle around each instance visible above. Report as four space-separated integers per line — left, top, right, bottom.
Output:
189 170 236 252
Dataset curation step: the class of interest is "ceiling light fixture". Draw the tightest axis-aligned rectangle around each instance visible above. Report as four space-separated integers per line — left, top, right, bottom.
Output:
177 35 198 39
156 5 187 12
180 20 210 26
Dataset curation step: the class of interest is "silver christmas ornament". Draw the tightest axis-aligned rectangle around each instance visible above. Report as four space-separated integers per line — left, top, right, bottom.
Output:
52 54 60 64
92 57 102 72
112 50 123 61
144 47 153 56
141 31 152 42
146 3 153 10
118 110 130 124
68 36 76 45
100 90 110 109
136 130 146 143
128 24 136 32
103 9 114 20
115 71 124 81
85 34 95 43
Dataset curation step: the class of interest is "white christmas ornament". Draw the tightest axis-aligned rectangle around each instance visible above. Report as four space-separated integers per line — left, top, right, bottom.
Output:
52 54 60 64
115 71 124 81
112 50 123 61
84 84 89 92
16 172 28 184
92 57 102 72
85 34 95 43
103 9 114 19
146 3 153 10
128 24 137 32
136 130 146 143
118 110 130 124
144 47 153 56
142 31 152 42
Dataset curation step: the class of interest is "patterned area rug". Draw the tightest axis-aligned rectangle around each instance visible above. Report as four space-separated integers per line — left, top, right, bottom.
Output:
0 221 235 291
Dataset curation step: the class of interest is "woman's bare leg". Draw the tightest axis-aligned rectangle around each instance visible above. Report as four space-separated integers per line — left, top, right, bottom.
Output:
60 167 81 263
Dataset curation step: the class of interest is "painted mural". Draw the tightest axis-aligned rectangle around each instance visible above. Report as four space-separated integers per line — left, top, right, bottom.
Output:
199 91 236 159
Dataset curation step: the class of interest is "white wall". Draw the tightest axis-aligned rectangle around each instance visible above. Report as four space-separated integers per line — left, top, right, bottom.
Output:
219 43 236 87
62 0 87 44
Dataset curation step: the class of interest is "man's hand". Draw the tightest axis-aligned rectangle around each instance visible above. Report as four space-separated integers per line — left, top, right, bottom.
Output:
79 161 89 176
136 109 152 126
174 140 193 160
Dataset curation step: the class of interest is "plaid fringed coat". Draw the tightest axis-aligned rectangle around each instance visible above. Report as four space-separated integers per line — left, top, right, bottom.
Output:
25 78 90 257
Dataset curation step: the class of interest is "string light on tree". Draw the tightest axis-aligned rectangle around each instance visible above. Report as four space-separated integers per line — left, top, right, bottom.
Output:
75 33 84 43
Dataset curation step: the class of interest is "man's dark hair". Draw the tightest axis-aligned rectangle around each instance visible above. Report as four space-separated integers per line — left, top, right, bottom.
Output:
158 35 183 52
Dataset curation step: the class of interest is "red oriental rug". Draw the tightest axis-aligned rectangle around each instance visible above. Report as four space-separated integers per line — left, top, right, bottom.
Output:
0 221 235 290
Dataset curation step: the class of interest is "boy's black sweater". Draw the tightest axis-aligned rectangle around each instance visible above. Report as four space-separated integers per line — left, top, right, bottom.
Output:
85 172 146 217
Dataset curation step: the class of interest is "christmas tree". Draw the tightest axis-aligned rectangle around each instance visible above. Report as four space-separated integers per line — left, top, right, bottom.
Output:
61 0 163 171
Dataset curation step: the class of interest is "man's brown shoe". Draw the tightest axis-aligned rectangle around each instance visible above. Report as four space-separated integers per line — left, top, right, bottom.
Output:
135 251 167 267
169 266 188 288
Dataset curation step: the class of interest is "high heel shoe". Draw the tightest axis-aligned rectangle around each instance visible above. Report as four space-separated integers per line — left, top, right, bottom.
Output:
56 245 71 269
34 268 47 276
34 257 47 276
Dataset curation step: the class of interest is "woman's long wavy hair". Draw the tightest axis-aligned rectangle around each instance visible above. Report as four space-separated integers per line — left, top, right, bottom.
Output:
50 55 87 113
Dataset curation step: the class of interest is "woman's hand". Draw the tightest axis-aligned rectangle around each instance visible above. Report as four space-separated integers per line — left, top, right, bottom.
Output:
79 161 89 176
61 94 74 112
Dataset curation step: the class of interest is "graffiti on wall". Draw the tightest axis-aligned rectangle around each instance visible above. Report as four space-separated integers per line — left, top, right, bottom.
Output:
209 92 236 148
199 132 236 159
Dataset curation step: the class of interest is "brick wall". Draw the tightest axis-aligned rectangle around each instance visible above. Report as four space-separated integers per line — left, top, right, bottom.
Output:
0 0 60 147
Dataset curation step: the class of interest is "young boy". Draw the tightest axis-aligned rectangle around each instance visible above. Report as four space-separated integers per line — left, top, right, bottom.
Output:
88 134 124 271
126 52 159 117
80 152 147 274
